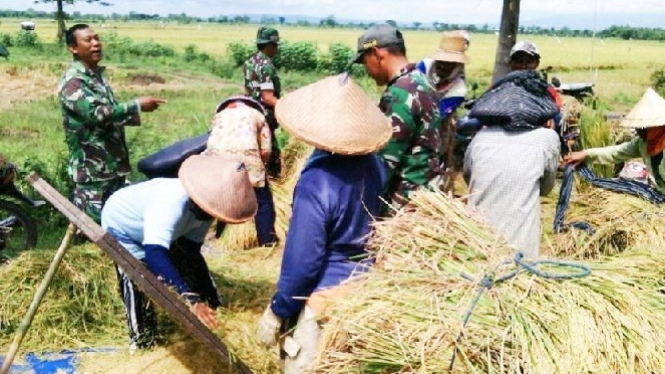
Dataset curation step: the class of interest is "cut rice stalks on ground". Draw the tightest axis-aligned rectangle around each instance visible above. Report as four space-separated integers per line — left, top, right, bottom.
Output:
0 245 126 351
316 191 665 374
1 242 283 373
542 184 665 259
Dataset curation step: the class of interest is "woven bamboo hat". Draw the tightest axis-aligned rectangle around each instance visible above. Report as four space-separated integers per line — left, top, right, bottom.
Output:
274 74 392 155
178 155 257 223
620 88 665 128
430 32 470 64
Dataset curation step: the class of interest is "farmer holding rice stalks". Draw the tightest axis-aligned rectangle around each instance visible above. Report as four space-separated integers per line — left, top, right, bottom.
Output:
204 95 278 246
348 24 443 208
244 26 283 179
256 75 391 373
59 24 165 223
102 155 257 350
564 88 665 192
463 61 561 259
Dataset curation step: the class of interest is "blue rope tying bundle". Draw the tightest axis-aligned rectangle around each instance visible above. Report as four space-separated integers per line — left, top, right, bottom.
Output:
554 164 665 234
448 252 591 371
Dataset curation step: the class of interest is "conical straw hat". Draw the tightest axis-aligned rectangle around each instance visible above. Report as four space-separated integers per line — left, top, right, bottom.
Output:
430 32 470 64
620 88 665 128
178 155 257 223
274 74 392 155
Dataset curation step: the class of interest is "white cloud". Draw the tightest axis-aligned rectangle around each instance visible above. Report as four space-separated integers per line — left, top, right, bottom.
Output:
1 0 664 26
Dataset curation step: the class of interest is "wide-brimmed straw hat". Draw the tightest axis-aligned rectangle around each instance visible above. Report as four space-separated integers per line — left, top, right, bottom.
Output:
620 88 665 128
274 74 392 155
178 155 257 223
430 32 470 64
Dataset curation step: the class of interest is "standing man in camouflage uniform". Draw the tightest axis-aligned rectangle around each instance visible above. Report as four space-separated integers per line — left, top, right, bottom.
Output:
243 26 282 178
59 24 165 223
349 24 443 207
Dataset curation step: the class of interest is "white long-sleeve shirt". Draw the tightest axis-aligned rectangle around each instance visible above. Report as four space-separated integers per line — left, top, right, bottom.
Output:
464 127 561 258
101 178 211 260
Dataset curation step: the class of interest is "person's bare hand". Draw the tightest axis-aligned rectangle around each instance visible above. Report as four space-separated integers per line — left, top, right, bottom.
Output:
563 151 588 168
191 302 219 329
136 97 167 112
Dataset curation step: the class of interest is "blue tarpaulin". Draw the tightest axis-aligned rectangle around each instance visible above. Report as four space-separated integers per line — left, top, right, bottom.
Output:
1 348 117 374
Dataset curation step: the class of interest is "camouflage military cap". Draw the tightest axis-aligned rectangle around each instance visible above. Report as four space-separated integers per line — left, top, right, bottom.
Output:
256 27 280 45
348 24 405 66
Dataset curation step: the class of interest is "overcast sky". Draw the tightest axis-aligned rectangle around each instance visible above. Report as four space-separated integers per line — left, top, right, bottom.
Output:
2 0 665 26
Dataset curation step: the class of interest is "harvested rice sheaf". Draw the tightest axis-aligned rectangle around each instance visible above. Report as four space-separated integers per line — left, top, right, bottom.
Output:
542 186 665 258
1 243 282 373
216 138 312 251
316 191 665 374
0 245 126 351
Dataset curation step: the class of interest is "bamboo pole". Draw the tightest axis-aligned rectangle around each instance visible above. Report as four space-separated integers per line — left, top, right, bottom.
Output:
0 223 76 374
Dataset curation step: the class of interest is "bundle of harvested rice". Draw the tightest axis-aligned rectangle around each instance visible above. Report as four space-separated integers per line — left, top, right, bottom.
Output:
0 245 126 352
216 220 259 251
541 186 665 258
272 136 312 240
214 137 312 251
316 191 665 373
1 243 282 373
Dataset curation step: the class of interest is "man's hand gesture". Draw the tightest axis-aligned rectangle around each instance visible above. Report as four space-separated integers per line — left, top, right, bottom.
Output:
137 97 167 112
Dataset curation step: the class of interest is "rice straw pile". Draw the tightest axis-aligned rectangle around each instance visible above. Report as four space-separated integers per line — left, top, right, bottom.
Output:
216 137 312 250
0 245 126 351
541 183 665 259
0 242 282 373
315 191 665 373
272 139 313 239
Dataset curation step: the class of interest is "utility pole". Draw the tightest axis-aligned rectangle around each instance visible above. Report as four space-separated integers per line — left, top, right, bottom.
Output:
492 0 521 84
56 0 66 43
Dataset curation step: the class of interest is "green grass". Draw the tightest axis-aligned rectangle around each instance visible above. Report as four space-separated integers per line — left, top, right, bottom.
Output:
2 19 665 106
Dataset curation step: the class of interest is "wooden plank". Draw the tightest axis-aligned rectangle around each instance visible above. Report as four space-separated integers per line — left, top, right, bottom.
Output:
27 172 254 374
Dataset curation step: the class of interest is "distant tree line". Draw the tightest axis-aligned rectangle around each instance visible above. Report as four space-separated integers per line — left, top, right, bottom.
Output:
597 25 665 41
1 8 665 41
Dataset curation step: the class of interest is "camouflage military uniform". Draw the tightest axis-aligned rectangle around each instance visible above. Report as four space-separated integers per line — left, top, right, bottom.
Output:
58 61 140 223
378 64 444 204
243 50 282 177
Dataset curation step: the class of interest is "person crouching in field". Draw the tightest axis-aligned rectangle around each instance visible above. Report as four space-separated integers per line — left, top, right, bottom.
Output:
564 88 665 192
464 66 560 259
102 155 257 350
204 95 278 246
256 75 391 373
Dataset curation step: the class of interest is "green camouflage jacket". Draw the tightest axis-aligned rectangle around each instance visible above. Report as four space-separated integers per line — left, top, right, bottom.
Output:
58 61 140 183
243 50 281 111
378 63 443 201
